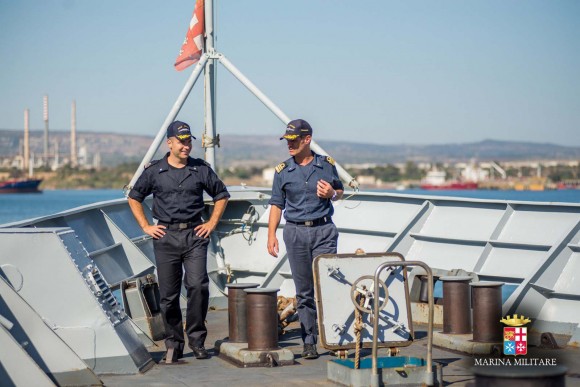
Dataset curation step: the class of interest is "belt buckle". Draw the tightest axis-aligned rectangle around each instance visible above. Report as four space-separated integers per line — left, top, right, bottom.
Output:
178 223 188 230
304 220 313 227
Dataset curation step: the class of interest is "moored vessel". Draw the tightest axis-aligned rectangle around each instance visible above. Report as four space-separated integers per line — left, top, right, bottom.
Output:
420 170 478 190
0 178 42 193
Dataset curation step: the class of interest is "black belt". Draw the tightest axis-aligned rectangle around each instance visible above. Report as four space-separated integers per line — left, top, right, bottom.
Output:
286 216 332 227
158 221 201 230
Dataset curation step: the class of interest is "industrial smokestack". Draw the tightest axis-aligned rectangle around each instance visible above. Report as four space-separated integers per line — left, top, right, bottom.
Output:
43 95 49 167
71 100 78 167
24 108 30 172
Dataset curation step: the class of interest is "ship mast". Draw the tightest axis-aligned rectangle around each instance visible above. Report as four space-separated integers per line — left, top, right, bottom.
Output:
23 108 30 173
127 0 358 191
71 100 78 168
43 95 49 168
203 0 217 167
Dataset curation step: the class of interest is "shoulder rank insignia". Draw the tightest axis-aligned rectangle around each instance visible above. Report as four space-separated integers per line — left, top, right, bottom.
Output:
326 156 335 166
144 159 160 169
275 162 287 174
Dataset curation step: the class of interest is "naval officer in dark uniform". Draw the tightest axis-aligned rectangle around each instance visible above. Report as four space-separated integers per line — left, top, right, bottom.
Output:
128 121 230 363
267 119 344 359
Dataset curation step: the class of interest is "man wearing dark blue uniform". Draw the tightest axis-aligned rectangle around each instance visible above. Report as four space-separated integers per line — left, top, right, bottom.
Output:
128 121 230 363
267 119 344 359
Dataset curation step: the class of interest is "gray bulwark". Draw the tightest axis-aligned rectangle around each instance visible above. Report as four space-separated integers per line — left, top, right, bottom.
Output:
0 324 55 387
0 276 102 386
0 227 153 374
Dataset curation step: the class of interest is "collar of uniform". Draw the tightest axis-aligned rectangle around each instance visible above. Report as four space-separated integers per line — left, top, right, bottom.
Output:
288 152 322 171
157 153 197 173
154 153 170 173
286 157 297 172
313 153 324 169
186 157 204 172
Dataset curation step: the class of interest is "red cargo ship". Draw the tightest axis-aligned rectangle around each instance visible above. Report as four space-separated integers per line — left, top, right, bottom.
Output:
420 181 478 190
420 170 478 190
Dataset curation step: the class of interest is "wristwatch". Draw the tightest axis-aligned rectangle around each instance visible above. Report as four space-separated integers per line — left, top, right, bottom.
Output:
331 190 337 201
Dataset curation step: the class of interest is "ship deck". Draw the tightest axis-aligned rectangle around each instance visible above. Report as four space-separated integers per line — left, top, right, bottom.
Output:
100 308 580 386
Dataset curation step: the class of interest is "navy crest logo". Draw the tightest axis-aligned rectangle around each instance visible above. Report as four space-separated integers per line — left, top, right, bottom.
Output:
501 314 531 356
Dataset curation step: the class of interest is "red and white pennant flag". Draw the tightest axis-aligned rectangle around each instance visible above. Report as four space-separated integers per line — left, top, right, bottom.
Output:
174 0 205 71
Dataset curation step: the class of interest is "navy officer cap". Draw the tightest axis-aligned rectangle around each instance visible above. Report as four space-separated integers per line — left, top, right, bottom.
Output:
167 120 196 140
280 119 313 140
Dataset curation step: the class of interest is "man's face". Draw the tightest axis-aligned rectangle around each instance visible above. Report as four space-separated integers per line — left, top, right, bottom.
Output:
168 137 192 160
286 135 311 156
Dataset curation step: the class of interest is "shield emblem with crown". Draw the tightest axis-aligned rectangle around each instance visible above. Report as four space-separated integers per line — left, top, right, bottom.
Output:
501 314 531 356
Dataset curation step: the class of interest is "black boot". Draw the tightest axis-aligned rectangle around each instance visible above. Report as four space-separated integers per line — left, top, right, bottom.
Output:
301 344 319 359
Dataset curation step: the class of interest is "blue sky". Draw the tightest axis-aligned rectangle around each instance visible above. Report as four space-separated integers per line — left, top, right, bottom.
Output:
0 0 579 146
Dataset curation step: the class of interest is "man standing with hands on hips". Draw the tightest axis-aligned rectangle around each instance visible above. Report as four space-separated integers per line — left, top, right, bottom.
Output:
128 120 230 363
267 119 344 359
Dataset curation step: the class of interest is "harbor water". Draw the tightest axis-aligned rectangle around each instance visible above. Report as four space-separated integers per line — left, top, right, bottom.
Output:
0 188 578 225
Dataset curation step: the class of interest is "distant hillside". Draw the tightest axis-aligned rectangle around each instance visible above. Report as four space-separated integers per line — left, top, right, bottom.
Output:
316 139 580 164
218 136 580 165
1 129 579 167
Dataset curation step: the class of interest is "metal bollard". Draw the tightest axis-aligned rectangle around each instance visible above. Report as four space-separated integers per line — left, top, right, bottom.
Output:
418 275 430 303
226 283 259 343
472 365 567 386
471 282 504 343
440 276 472 334
245 288 280 351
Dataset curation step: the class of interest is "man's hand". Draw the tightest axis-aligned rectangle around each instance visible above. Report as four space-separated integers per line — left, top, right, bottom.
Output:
143 224 166 239
195 221 217 239
267 205 282 258
317 179 335 199
267 235 279 258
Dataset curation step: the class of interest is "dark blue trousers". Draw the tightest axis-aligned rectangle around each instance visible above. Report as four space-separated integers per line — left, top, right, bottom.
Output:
283 222 338 345
153 228 210 351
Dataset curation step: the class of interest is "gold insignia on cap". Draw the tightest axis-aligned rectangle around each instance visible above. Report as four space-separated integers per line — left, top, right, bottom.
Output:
283 134 300 140
275 162 287 173
177 134 191 140
326 156 335 166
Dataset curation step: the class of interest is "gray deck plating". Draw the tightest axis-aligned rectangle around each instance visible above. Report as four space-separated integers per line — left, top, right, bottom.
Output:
98 309 580 386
